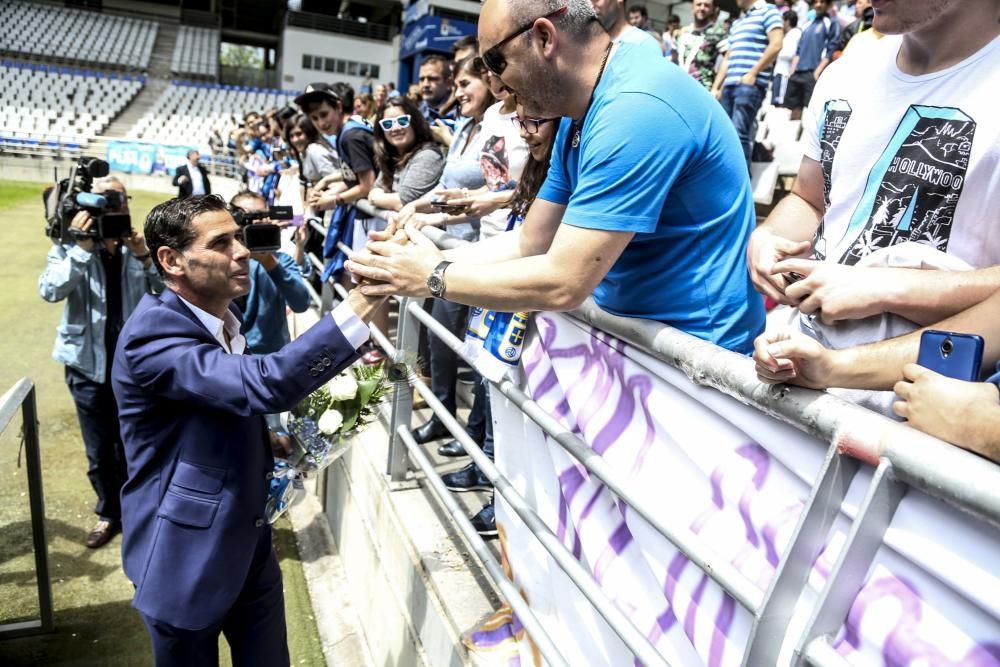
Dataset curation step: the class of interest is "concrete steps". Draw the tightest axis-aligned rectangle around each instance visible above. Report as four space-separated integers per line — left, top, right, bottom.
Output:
101 21 178 140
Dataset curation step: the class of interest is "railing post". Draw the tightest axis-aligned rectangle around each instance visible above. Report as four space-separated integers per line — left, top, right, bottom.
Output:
22 386 53 634
0 380 53 638
386 297 418 484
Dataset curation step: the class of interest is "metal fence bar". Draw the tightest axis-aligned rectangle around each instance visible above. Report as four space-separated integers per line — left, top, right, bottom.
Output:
396 337 669 663
794 460 906 664
397 297 764 611
742 447 861 665
396 426 570 667
570 299 1000 529
0 379 53 638
801 636 852 667
403 368 672 667
384 298 417 481
495 376 765 612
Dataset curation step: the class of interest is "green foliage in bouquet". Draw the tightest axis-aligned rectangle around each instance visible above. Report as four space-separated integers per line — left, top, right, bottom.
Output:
292 361 390 436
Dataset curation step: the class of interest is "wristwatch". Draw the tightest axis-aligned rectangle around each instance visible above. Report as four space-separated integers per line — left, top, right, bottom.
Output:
426 260 452 298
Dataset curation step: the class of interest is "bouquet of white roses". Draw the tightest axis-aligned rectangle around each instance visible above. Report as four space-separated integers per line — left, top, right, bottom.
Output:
265 361 389 523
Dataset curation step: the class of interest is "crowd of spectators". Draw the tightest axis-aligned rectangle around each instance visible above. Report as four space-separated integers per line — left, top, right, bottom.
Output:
43 0 1000 552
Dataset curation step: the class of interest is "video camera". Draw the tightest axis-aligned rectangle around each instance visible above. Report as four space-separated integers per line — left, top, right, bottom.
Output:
231 205 293 253
43 156 131 243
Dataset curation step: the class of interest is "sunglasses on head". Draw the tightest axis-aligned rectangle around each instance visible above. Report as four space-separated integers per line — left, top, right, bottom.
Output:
511 114 558 134
482 6 569 76
378 114 412 131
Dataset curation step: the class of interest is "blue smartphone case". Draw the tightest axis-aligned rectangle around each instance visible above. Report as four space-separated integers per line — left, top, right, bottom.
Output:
916 330 984 382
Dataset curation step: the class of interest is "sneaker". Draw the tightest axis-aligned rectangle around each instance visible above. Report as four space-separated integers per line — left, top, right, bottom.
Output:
442 463 492 492
470 502 497 538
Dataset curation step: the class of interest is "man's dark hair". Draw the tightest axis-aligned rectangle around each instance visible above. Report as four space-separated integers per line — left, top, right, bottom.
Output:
230 190 265 211
783 9 798 27
629 4 648 19
330 82 355 117
186 149 199 159
452 35 478 56
420 54 453 79
145 195 228 277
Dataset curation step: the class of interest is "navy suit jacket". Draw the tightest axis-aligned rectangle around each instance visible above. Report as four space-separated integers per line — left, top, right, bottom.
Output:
111 288 358 630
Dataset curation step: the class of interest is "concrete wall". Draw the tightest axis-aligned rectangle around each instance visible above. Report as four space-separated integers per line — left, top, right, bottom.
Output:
279 27 397 92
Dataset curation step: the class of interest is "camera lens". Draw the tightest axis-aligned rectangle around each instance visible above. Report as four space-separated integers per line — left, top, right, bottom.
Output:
941 338 954 357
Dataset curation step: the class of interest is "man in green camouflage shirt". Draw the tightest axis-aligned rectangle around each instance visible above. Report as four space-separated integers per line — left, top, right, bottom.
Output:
676 0 728 90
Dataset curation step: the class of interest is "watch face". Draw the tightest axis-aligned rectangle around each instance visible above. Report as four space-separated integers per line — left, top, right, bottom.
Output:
427 274 444 296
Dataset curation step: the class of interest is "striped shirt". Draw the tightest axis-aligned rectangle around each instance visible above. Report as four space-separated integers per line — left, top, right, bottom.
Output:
722 0 783 87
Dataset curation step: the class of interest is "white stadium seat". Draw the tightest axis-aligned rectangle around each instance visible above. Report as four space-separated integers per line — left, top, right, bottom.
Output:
171 26 221 79
128 82 296 151
0 0 157 70
0 62 143 149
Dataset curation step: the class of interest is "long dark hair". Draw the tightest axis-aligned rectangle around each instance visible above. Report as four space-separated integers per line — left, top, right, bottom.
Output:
511 132 557 220
444 56 496 120
373 96 440 190
282 113 330 166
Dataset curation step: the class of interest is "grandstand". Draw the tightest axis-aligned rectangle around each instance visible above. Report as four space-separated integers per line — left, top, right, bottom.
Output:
0 0 157 71
0 62 143 155
127 81 296 150
171 25 220 80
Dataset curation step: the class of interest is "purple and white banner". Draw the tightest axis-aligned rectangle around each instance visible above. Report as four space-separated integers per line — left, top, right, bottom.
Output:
466 313 1000 666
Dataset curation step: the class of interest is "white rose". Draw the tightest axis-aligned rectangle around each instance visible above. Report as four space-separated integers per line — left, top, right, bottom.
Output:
317 409 344 435
326 374 358 401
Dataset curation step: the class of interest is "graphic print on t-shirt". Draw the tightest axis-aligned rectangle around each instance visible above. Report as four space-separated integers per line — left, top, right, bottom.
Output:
479 135 511 191
817 102 974 265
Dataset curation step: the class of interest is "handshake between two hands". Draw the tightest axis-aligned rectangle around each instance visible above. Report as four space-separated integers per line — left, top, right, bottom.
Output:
345 219 446 299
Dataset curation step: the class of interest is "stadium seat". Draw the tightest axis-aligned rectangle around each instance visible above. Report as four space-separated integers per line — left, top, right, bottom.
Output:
0 0 157 70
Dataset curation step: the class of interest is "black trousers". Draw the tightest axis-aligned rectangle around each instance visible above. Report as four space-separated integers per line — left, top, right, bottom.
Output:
429 298 469 415
65 366 127 521
140 528 289 667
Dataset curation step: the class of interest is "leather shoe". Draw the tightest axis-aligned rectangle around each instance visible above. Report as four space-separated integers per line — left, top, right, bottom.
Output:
437 439 466 458
412 418 449 444
470 501 497 538
86 519 120 549
442 463 492 492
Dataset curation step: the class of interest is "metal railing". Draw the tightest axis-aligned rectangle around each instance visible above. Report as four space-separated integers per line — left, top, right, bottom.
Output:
304 201 1000 665
286 10 398 42
0 379 53 639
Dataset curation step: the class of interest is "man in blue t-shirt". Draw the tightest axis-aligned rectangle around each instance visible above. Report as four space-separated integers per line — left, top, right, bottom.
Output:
230 192 313 354
347 0 764 354
712 0 784 172
785 0 840 120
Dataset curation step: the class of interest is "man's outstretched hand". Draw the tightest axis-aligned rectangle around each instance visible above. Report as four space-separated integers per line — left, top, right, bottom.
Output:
753 330 839 390
346 224 445 298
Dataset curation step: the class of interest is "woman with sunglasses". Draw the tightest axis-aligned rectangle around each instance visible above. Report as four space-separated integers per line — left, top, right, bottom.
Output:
368 96 445 213
397 70 528 238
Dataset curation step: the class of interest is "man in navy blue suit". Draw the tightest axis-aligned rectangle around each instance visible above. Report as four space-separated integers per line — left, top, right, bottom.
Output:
111 195 385 665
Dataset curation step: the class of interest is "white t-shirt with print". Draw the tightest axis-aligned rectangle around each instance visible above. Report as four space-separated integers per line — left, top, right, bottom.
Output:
476 102 529 239
802 33 1000 270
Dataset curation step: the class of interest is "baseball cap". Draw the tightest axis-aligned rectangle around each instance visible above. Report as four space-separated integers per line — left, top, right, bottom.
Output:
294 82 341 108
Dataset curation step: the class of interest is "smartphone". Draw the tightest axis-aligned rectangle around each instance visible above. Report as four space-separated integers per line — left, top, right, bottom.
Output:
430 199 468 214
916 330 984 381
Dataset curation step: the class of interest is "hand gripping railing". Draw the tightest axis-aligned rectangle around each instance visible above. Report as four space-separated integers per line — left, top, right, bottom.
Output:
0 379 53 639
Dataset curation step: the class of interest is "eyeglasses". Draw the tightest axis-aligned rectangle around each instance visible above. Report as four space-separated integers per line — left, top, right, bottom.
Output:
482 6 568 76
511 114 558 135
378 115 412 131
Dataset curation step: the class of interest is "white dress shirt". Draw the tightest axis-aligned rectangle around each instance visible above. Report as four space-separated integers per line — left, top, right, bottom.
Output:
187 163 206 196
178 295 369 354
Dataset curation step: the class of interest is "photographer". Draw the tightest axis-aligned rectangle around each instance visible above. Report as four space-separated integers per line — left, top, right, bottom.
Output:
38 175 163 549
229 191 312 354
